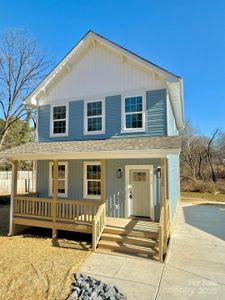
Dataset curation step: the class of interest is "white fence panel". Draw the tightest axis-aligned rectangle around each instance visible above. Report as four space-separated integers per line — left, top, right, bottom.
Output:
0 171 33 195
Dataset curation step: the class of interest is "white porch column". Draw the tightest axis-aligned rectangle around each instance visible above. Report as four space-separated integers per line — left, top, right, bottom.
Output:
32 160 37 193
8 160 18 236
100 159 106 204
52 160 58 241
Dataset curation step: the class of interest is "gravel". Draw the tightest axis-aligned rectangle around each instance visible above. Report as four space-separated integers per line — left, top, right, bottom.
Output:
67 274 127 300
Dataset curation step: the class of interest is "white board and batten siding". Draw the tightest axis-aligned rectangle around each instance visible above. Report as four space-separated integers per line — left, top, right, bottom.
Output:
39 42 166 106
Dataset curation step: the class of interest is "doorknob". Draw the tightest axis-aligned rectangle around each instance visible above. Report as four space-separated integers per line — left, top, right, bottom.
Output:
129 190 133 199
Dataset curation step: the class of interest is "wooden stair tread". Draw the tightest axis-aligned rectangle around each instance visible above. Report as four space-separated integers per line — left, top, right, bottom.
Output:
98 240 158 256
104 226 158 239
101 233 158 247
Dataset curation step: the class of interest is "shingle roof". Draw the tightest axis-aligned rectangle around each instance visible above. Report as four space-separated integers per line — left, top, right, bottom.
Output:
0 136 182 159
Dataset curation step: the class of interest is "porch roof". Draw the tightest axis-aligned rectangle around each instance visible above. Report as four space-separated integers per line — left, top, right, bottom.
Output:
0 136 182 160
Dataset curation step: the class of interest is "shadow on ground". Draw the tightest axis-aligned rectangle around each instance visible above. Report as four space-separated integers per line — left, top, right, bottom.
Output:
182 202 225 241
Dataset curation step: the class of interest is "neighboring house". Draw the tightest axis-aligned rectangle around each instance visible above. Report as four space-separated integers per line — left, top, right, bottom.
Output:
0 31 184 262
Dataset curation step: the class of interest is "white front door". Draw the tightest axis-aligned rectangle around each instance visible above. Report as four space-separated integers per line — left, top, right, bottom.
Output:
126 166 153 218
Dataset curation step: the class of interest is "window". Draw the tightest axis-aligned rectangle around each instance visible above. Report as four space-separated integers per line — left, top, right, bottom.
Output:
49 162 68 197
83 162 101 199
51 105 68 136
84 100 105 134
133 172 146 182
122 96 145 132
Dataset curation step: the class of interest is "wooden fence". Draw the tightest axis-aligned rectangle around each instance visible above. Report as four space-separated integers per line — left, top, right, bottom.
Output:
0 171 33 195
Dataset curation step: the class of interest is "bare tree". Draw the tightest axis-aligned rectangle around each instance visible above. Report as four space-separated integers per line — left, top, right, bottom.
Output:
0 28 50 149
205 129 220 182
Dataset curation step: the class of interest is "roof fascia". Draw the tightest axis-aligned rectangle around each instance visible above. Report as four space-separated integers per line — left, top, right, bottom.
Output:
2 148 181 161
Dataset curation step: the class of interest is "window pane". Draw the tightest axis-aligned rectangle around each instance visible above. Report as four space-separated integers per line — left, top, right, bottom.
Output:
53 106 66 120
87 165 101 180
58 165 65 179
87 181 101 195
87 101 102 117
125 96 142 113
58 180 65 194
88 117 102 132
126 113 143 128
133 172 146 182
53 120 66 134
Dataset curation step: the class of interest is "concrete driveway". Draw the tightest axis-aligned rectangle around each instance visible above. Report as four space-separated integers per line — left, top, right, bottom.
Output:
79 201 225 299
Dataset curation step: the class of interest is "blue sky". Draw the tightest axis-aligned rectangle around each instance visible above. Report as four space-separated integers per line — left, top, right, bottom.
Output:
0 0 224 136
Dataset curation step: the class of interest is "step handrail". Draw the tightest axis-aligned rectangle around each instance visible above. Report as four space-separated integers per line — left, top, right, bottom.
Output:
92 203 106 251
159 206 164 262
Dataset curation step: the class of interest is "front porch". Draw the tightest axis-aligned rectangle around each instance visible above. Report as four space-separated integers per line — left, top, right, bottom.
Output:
0 137 181 262
11 158 170 262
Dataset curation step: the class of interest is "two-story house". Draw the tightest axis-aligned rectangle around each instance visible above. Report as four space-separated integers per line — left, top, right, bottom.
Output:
1 31 184 261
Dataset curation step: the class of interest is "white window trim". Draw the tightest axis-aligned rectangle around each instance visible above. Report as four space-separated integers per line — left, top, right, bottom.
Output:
83 161 101 200
50 103 69 137
48 161 68 198
121 94 146 133
84 99 105 135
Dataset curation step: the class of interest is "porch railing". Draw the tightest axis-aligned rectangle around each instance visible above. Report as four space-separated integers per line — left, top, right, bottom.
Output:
158 199 171 262
56 199 98 223
14 196 52 219
14 196 100 224
14 196 105 249
92 203 106 250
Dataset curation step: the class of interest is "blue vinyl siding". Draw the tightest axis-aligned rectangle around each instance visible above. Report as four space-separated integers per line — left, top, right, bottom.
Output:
36 158 162 220
38 89 167 142
167 154 180 221
167 97 179 136
146 89 167 136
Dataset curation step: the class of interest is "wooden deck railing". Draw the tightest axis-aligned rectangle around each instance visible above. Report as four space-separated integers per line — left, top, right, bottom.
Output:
56 199 98 223
158 199 171 262
14 196 52 219
159 207 164 263
14 196 105 249
14 196 100 224
92 203 106 251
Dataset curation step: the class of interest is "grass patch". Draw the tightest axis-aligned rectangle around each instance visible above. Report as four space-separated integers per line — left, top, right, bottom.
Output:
0 205 91 300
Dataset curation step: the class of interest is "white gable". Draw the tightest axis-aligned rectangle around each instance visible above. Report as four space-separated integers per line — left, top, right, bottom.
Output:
39 43 166 105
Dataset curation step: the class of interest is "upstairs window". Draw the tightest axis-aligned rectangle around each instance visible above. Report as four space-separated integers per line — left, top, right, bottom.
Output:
84 100 105 134
122 96 145 132
83 162 101 199
51 105 68 136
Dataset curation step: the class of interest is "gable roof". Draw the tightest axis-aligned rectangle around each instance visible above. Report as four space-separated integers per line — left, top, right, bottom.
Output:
24 30 184 129
0 136 182 160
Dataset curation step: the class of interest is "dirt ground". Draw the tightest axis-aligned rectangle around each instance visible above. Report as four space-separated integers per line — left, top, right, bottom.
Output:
0 205 91 300
181 191 225 203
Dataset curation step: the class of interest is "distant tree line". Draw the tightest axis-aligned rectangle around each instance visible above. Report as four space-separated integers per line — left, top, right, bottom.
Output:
180 121 225 194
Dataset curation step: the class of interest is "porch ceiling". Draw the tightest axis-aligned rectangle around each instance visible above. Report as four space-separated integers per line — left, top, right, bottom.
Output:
0 136 182 161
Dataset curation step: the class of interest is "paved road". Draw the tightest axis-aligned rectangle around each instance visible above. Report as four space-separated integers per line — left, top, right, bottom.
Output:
79 201 225 299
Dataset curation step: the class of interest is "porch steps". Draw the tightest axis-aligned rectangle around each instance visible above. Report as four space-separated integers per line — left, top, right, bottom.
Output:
97 218 160 259
101 233 158 248
98 240 158 258
104 226 158 239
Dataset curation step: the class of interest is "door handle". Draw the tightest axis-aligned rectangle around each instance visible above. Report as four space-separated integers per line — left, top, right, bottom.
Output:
129 190 133 199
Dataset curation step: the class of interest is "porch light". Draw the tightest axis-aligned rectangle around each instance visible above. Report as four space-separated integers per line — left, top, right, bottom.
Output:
117 167 123 179
157 167 161 179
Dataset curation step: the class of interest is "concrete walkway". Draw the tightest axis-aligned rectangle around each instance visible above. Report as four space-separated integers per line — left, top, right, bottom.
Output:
79 201 225 299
